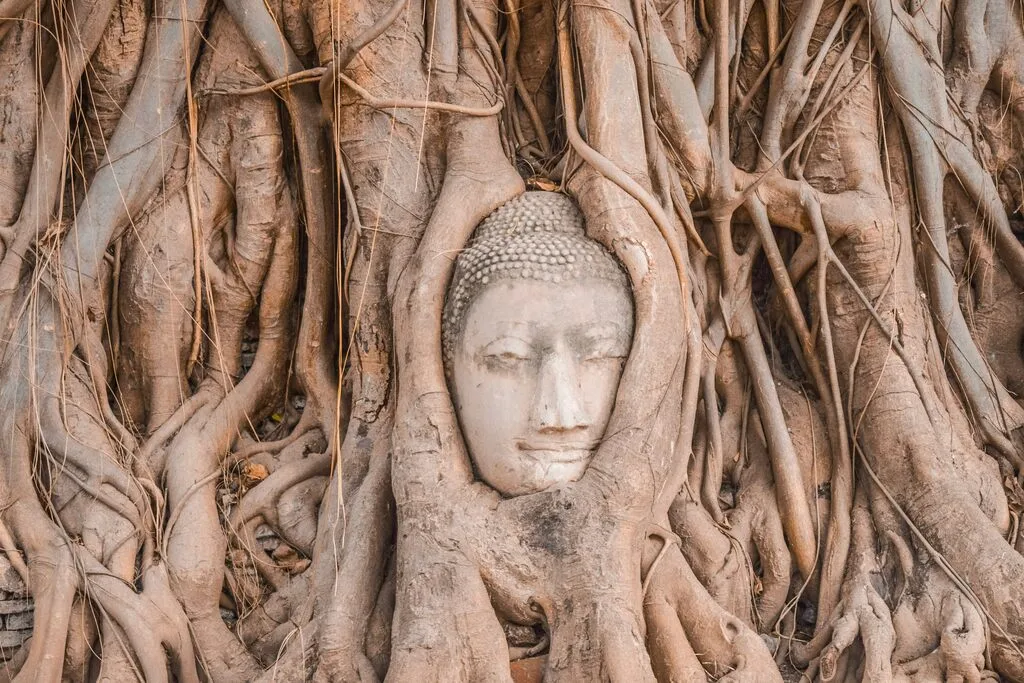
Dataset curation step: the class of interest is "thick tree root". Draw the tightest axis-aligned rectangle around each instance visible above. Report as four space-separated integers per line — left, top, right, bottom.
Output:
643 541 783 682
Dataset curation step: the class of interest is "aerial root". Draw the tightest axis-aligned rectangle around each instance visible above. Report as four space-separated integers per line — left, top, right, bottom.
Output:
729 457 793 629
895 592 993 682
643 540 782 682
14 536 77 682
37 393 150 530
229 451 332 589
75 552 200 683
235 575 311 660
1 423 78 682
314 442 394 683
816 576 895 681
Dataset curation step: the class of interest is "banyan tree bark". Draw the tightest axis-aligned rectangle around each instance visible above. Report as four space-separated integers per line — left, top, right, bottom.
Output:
1 0 1024 680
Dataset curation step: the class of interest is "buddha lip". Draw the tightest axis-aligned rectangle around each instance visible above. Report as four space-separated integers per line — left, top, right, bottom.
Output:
520 447 594 464
517 440 599 453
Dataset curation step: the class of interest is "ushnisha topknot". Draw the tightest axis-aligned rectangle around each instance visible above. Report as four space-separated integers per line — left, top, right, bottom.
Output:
442 191 630 365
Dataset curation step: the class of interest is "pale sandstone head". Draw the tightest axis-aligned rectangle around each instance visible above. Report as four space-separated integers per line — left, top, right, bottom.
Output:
443 192 634 497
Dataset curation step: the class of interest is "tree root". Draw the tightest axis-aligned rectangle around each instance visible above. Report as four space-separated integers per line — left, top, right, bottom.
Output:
75 554 199 683
643 538 782 682
229 451 331 590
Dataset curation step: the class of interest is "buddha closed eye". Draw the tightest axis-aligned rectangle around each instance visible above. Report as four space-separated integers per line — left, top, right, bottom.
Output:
442 192 634 497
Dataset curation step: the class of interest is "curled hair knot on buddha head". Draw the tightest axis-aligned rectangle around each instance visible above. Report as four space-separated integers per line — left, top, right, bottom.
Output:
442 191 630 368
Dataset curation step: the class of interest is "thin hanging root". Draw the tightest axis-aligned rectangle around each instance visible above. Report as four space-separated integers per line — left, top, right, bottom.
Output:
700 368 727 524
333 71 503 115
184 85 204 379
205 67 327 95
217 66 504 115
804 195 852 629
0 0 118 341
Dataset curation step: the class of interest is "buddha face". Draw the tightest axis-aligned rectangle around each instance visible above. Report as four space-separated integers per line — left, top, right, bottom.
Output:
450 277 633 496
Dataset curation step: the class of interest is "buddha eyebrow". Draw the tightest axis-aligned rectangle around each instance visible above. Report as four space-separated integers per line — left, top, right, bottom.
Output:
572 322 625 338
479 334 534 350
485 320 536 333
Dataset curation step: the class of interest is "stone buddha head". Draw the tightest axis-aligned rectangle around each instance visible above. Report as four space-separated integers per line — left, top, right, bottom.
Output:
443 192 634 497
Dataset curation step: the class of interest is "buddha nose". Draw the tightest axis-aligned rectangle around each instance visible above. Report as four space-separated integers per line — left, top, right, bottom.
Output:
532 348 588 433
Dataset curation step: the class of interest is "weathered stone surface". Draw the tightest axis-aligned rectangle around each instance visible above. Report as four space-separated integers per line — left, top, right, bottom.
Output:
4 610 32 630
0 600 32 616
0 629 30 649
0 557 25 594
